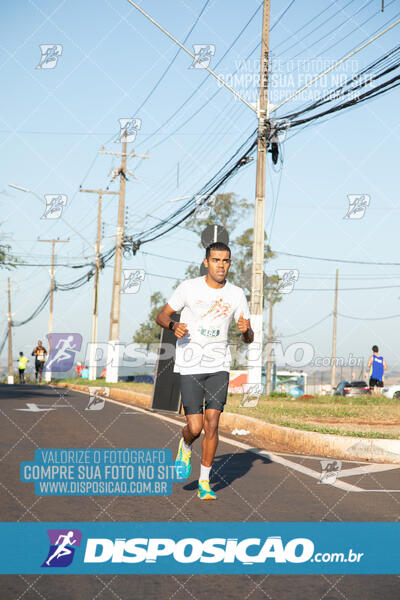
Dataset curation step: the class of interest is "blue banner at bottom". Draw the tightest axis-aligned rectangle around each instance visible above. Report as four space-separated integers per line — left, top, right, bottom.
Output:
0 522 398 574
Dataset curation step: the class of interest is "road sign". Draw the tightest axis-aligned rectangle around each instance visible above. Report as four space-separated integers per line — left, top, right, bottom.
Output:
200 224 229 248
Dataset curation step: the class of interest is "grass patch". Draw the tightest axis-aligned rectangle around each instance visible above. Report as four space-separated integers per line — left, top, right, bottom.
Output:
277 421 399 439
226 393 400 439
56 378 153 396
56 380 399 439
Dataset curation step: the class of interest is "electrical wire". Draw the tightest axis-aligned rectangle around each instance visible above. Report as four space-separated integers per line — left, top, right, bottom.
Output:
279 313 332 337
275 250 400 266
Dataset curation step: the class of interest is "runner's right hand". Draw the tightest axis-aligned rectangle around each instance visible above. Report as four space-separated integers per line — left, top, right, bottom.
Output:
173 323 188 338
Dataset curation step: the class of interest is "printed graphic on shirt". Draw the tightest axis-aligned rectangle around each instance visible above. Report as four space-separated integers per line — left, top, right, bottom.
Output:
199 297 232 321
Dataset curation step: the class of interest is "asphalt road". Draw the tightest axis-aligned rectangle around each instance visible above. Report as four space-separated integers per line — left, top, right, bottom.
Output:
0 384 399 599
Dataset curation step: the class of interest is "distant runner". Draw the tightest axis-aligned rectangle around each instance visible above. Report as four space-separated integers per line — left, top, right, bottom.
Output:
156 242 254 501
31 340 47 383
18 352 28 384
367 345 387 395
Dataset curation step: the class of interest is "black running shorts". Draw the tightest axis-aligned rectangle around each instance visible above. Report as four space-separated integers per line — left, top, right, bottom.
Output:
35 360 45 373
179 371 230 415
369 377 383 388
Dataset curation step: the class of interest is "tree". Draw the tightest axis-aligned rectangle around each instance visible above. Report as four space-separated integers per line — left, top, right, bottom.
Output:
132 291 166 345
0 237 19 269
132 191 281 353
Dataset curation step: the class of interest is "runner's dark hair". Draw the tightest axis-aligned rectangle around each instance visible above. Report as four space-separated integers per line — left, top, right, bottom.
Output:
205 242 231 259
372 345 379 353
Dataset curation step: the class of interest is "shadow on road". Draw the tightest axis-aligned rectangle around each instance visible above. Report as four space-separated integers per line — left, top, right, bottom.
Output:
183 450 271 491
0 384 67 400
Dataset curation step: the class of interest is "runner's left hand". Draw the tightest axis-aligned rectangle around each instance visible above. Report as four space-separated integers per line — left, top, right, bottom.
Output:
237 312 250 333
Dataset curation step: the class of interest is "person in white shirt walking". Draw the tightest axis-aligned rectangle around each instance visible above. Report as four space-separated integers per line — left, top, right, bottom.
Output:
156 242 254 500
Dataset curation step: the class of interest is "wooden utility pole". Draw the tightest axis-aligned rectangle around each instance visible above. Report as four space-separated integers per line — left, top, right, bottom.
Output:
80 188 118 380
7 278 13 384
248 0 271 385
99 132 149 382
330 269 339 392
265 286 274 395
38 238 69 381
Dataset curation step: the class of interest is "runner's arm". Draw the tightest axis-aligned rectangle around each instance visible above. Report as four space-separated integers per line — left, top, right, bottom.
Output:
237 312 254 344
155 304 188 339
383 359 387 370
367 355 372 368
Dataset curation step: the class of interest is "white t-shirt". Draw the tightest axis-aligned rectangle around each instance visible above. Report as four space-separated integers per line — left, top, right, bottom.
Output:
167 276 250 375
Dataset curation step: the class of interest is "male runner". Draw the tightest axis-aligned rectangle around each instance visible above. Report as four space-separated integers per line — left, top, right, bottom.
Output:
156 242 253 500
31 340 47 383
367 345 387 395
18 352 28 384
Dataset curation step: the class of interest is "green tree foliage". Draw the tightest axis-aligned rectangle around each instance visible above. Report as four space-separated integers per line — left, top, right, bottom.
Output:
0 238 19 269
132 291 166 345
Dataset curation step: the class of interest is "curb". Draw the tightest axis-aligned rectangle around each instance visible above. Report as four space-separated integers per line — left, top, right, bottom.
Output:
54 383 400 464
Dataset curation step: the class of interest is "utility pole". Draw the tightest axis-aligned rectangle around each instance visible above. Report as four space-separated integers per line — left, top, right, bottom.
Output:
80 188 119 380
125 1 400 388
99 132 149 383
265 286 274 395
38 238 69 381
247 0 271 385
330 268 339 392
7 278 13 384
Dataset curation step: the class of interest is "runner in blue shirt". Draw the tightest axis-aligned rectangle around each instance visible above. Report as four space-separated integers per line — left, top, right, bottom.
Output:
367 345 387 395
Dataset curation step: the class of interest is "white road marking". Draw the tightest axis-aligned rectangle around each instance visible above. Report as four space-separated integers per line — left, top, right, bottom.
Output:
338 464 399 478
50 386 400 493
14 403 70 412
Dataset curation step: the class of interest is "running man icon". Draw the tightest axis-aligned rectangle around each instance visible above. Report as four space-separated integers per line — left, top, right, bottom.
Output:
45 333 82 372
42 529 82 568
46 532 76 566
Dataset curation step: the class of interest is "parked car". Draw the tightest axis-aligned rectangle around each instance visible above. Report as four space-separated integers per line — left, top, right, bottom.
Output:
333 380 371 396
382 384 400 399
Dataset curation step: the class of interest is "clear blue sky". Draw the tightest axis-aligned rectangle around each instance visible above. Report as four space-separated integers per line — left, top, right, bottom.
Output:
1 0 400 373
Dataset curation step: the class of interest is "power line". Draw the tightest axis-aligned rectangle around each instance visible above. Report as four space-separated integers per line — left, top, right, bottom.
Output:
338 311 400 321
134 4 263 156
275 250 400 266
279 313 332 337
278 0 358 56
104 0 213 147
288 0 375 61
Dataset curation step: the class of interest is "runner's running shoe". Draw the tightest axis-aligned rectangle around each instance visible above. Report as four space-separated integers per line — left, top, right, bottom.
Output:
175 438 192 479
197 479 217 500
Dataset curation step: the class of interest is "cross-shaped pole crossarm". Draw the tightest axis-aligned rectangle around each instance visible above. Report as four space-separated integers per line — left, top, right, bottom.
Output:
99 148 150 159
79 189 119 195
